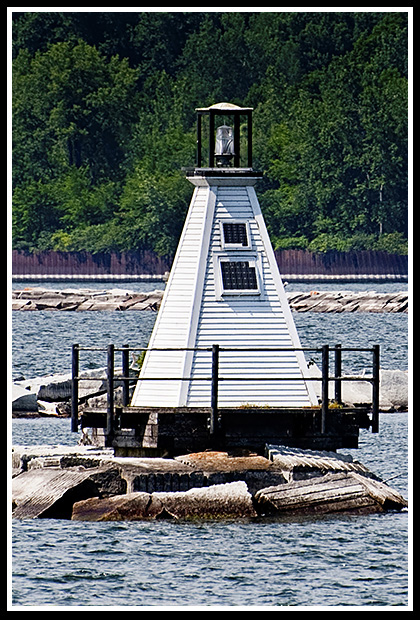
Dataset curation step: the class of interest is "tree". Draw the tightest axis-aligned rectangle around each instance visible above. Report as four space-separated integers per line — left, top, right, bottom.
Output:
117 168 192 256
12 39 139 249
12 11 408 255
13 40 139 185
259 12 408 249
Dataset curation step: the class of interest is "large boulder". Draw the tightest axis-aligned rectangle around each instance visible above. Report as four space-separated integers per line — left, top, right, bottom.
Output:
254 471 408 516
152 481 257 520
72 481 257 521
71 492 159 521
380 369 408 410
12 383 38 412
12 464 126 519
306 364 408 410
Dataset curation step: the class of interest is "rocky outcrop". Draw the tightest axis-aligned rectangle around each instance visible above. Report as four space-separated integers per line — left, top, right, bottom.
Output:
12 366 137 416
12 383 39 413
12 445 407 521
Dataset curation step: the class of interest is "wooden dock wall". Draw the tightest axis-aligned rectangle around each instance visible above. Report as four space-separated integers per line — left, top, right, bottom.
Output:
11 250 172 277
12 249 408 277
274 249 408 277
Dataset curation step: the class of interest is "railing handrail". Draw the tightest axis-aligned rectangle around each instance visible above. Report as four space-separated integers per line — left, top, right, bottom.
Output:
71 342 380 436
74 344 376 353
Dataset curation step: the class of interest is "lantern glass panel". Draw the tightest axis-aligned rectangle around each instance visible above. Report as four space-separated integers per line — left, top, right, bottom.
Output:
215 125 234 156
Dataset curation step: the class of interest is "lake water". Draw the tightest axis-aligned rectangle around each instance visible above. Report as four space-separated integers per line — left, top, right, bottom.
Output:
10 280 411 609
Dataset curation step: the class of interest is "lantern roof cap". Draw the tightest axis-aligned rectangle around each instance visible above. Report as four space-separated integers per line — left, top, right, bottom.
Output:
195 102 253 112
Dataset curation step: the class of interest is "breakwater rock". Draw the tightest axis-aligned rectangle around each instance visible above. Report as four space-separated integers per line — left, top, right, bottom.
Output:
12 366 135 416
307 365 408 411
286 289 408 313
12 287 408 313
72 482 257 521
12 445 407 521
12 287 164 312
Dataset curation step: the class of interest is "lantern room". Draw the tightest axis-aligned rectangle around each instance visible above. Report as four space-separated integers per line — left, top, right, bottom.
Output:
195 102 253 169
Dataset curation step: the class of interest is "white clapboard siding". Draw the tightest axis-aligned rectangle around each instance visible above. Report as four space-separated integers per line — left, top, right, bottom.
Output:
131 184 216 407
131 176 318 408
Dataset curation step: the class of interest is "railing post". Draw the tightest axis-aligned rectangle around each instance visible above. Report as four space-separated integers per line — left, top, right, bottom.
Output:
210 344 219 436
321 345 329 434
209 109 215 168
234 112 240 167
371 344 380 433
334 343 342 404
107 344 115 437
122 344 130 407
71 344 79 432
247 109 253 168
196 112 202 168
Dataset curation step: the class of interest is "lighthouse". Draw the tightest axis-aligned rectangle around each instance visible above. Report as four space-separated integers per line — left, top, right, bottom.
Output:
131 102 318 409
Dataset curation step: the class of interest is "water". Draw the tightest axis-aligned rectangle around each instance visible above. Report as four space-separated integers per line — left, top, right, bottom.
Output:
11 280 164 380
12 280 408 380
11 500 409 608
11 280 410 608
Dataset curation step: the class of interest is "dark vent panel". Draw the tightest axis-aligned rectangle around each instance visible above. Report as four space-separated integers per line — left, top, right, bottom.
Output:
221 261 258 290
223 223 248 246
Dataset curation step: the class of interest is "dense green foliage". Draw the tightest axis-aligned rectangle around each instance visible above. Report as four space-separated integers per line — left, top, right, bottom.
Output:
12 11 409 256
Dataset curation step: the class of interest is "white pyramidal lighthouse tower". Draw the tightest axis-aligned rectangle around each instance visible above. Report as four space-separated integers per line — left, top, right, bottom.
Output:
131 103 317 409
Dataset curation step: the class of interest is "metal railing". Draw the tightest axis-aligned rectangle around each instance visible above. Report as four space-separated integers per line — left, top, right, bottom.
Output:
71 343 380 436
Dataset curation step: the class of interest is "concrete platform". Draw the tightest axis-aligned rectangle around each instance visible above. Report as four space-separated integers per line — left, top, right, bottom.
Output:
80 405 372 456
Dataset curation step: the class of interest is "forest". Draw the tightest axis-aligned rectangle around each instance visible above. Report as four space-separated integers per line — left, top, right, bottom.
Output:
11 11 409 258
